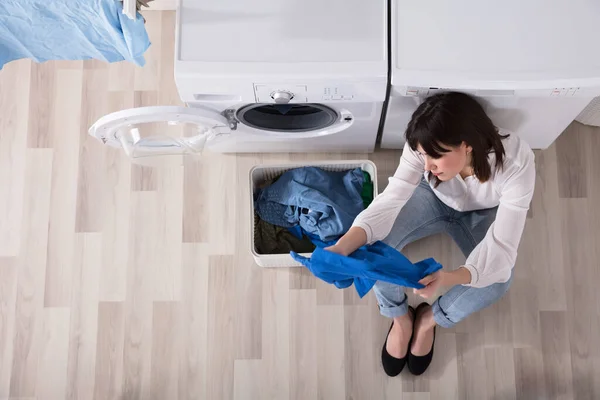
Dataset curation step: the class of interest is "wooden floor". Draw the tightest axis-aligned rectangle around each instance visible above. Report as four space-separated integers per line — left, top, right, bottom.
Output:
1 11 600 400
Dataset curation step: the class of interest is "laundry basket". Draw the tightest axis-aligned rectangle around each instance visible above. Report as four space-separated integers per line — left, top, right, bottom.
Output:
250 160 378 268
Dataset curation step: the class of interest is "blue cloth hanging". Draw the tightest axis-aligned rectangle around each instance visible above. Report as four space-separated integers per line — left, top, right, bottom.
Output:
291 241 443 298
0 0 151 69
255 167 365 241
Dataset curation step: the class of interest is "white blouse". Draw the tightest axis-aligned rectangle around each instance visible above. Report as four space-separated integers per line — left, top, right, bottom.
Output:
353 131 536 288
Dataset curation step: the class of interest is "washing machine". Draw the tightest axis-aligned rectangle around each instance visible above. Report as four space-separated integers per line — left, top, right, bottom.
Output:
89 0 387 159
381 0 600 150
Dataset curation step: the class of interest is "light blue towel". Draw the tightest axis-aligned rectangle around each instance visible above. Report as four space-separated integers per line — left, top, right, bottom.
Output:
0 0 151 69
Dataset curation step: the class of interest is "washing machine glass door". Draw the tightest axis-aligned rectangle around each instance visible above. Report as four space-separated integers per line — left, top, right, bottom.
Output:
89 106 231 160
235 104 354 138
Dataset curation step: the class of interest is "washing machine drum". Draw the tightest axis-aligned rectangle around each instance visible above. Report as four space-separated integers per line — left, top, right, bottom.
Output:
236 104 339 132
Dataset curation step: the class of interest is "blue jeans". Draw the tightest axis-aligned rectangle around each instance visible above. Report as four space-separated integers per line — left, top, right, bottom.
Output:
374 179 512 328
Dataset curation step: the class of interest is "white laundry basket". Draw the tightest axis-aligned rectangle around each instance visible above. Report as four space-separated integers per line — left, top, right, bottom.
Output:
250 160 378 268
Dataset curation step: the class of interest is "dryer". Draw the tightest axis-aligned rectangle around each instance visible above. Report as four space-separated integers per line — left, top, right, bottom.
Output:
381 0 600 150
89 0 387 159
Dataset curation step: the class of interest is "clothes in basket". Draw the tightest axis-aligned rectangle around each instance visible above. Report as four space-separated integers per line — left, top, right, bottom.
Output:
255 167 366 241
360 171 374 208
291 241 443 298
254 213 316 255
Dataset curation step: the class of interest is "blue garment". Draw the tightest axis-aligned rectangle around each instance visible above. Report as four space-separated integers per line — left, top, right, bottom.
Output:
286 225 306 241
0 0 151 69
255 167 364 241
291 241 443 298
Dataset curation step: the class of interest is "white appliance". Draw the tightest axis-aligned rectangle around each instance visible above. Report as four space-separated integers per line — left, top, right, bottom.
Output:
381 0 600 150
89 0 387 159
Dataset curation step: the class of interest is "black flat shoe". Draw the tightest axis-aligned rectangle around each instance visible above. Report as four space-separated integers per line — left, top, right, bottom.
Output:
381 306 415 377
408 302 436 376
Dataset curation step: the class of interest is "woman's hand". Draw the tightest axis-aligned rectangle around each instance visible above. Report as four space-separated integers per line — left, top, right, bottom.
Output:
414 270 445 299
414 267 472 299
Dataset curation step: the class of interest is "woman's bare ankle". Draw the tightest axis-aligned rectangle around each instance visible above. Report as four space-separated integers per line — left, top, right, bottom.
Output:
393 310 413 329
416 305 436 330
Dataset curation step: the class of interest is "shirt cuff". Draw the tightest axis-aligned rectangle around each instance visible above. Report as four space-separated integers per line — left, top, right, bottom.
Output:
463 264 479 286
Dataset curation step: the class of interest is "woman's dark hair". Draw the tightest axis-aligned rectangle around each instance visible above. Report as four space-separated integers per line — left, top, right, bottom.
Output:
405 91 508 185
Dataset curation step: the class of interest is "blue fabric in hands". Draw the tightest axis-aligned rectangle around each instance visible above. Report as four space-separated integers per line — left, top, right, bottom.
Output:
0 0 151 69
290 241 443 298
255 167 365 241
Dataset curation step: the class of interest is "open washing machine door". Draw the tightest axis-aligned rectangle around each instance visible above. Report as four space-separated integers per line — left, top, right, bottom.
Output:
89 106 232 160
90 104 357 159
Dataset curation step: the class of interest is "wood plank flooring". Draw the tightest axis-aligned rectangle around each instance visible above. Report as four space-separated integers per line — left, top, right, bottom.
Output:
1 10 600 400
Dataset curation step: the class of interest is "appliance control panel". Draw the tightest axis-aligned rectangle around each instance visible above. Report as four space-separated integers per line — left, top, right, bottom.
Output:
400 86 591 98
320 86 355 101
254 84 307 103
549 87 580 97
254 83 359 103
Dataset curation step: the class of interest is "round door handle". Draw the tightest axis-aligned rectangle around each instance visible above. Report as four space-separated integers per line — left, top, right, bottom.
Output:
271 91 294 104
